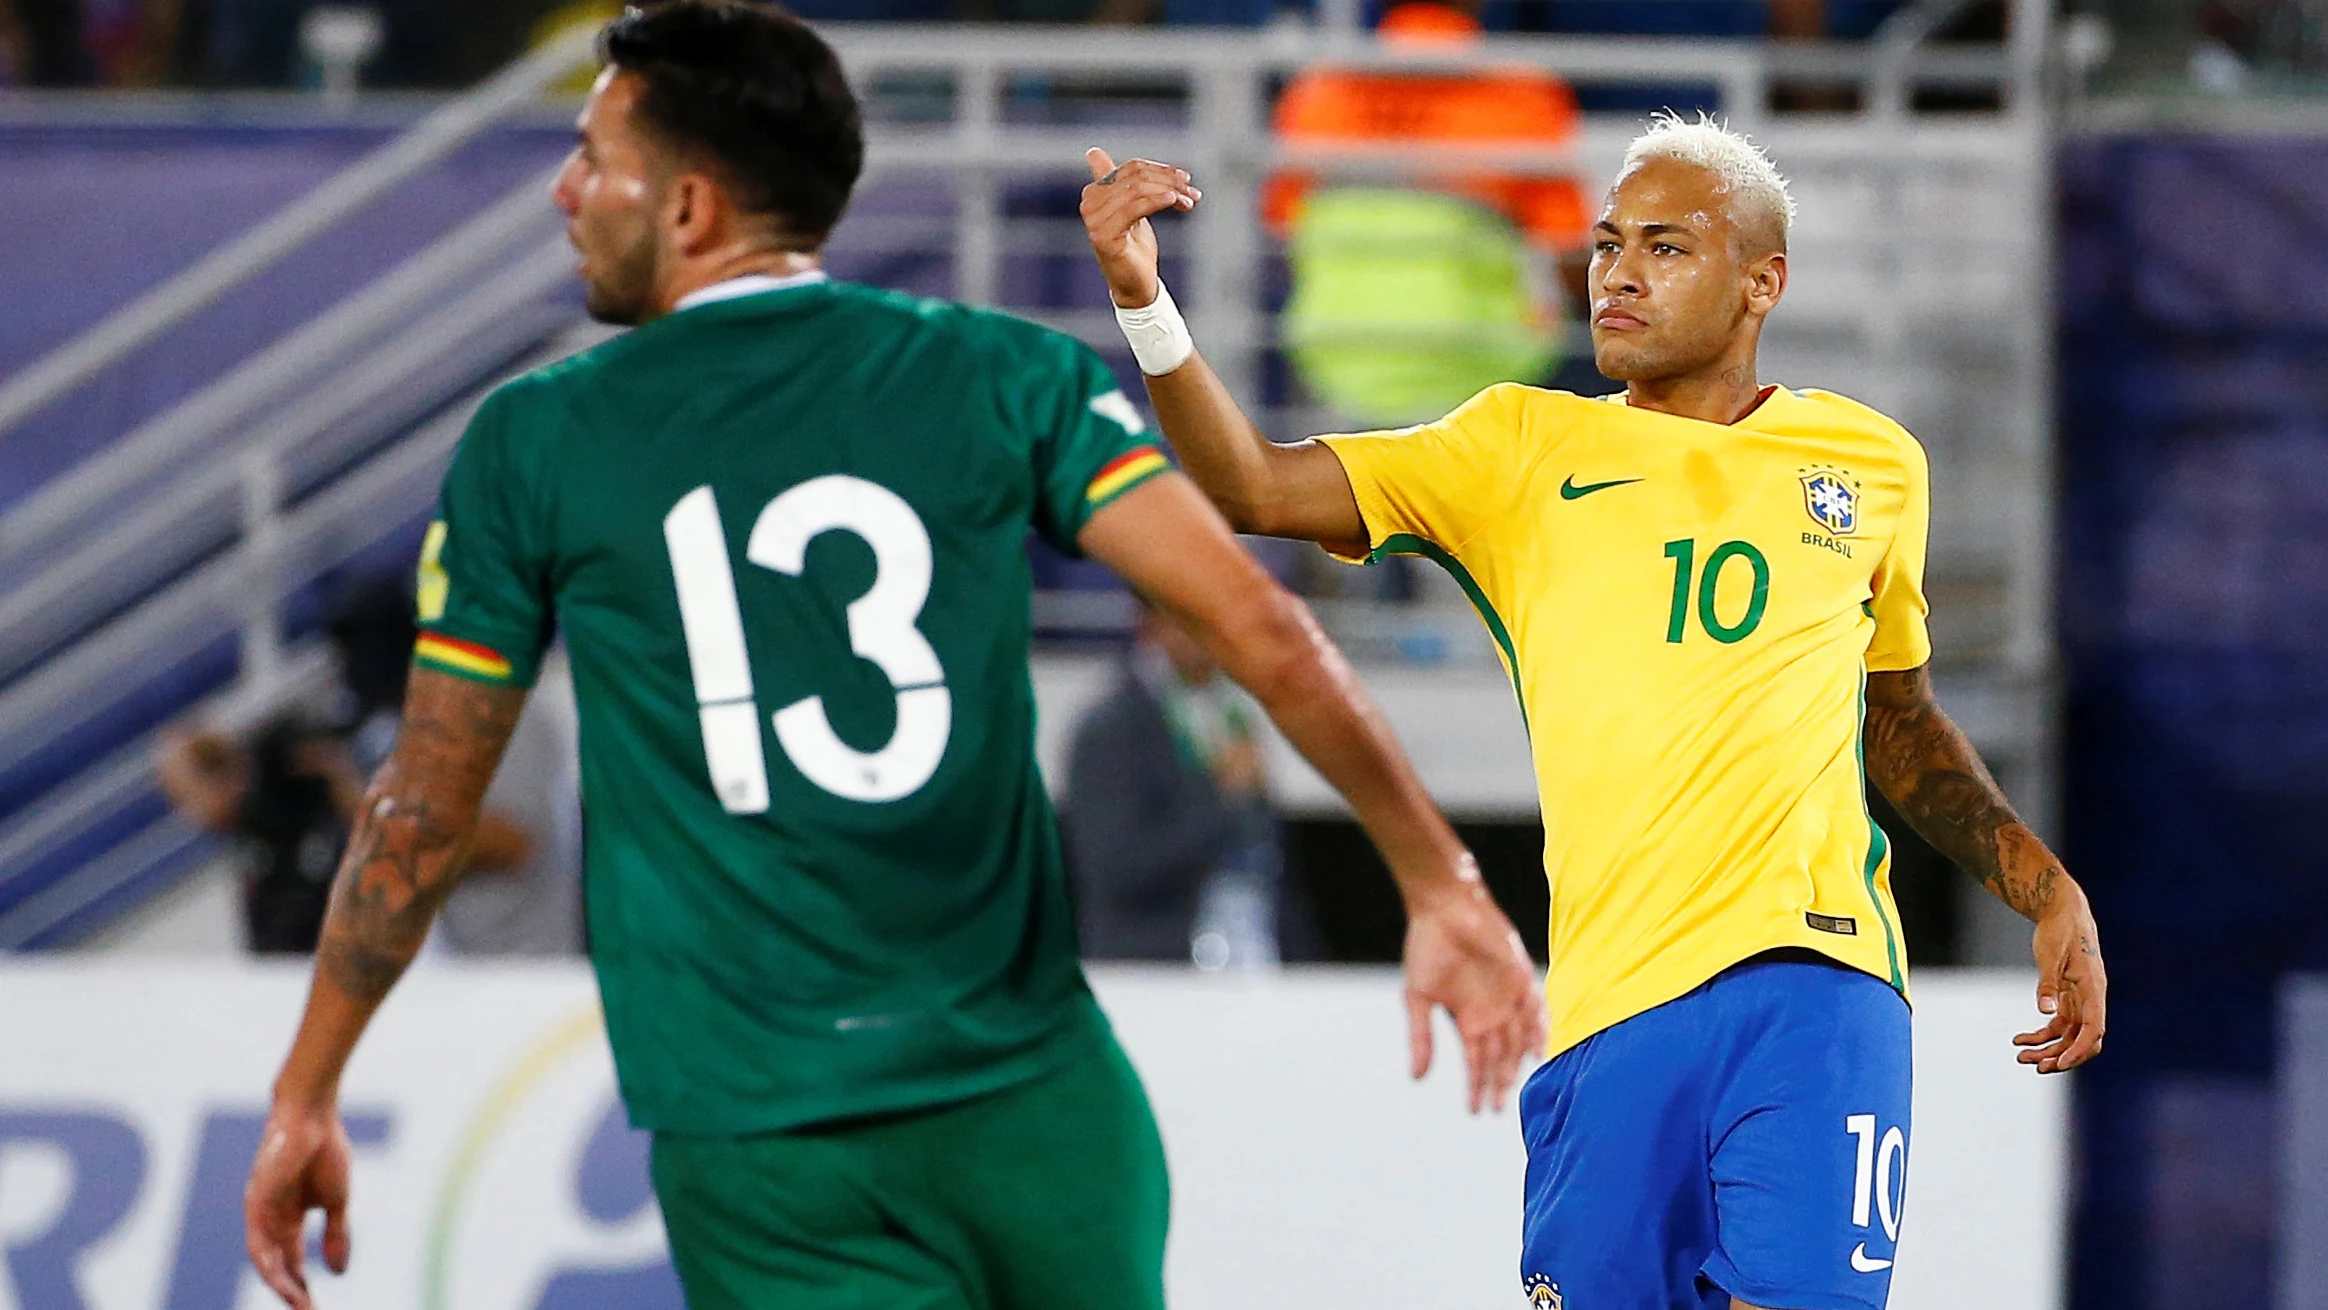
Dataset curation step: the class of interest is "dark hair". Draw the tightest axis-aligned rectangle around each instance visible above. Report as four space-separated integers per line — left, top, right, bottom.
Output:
600 3 864 246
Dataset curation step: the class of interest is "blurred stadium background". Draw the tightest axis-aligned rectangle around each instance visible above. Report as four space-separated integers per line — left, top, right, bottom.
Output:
0 0 2324 1307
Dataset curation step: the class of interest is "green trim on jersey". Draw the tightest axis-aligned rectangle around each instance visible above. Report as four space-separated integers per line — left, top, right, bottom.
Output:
1853 675 1907 992
1366 532 1527 733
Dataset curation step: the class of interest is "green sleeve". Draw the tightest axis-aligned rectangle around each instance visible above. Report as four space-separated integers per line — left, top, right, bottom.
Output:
1026 337 1173 556
414 386 552 687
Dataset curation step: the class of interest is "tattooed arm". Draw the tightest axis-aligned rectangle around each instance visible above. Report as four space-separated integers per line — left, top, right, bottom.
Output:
1863 665 2106 1074
244 667 527 1309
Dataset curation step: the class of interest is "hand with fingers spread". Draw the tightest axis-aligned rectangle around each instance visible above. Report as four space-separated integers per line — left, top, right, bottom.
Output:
245 1101 354 1310
2016 885 2107 1074
1081 147 1200 309
1400 860 1546 1114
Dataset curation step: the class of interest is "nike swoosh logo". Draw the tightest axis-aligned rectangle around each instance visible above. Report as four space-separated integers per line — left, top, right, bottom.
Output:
1850 1243 1893 1273
1559 475 1643 500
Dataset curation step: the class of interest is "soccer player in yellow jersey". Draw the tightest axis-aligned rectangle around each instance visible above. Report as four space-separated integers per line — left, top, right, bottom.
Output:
1080 114 2107 1310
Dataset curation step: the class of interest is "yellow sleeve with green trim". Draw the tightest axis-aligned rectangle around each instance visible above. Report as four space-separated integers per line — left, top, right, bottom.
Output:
1314 382 1529 564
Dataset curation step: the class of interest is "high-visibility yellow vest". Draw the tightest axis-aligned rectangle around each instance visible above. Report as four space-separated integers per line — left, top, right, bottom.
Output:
1283 188 1563 427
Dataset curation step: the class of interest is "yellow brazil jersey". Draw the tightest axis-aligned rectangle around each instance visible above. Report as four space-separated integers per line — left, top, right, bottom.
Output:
1319 382 1931 1057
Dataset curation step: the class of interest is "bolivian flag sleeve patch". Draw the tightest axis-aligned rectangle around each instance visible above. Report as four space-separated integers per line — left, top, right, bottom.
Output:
414 632 514 683
1086 446 1171 510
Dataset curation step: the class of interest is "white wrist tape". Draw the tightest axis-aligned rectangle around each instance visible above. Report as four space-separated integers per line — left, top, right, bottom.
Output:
1114 282 1196 377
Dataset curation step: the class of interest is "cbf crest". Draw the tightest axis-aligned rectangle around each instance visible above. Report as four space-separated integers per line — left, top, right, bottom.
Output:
1523 1274 1563 1308
1800 467 1861 537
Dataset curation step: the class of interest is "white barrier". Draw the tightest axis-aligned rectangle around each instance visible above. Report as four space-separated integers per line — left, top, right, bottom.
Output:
0 964 2062 1309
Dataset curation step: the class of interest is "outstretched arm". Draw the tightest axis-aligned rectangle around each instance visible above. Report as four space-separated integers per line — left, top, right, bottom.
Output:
245 667 526 1309
1862 666 2106 1072
1082 473 1544 1111
1080 148 1368 546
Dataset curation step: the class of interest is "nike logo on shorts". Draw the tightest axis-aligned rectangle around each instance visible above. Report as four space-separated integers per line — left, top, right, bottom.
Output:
1850 1243 1893 1273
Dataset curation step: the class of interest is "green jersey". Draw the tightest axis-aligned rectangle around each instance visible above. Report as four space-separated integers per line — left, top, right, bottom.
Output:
415 275 1171 1134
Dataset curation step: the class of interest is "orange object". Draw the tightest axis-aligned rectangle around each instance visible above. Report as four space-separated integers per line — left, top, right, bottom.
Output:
1262 2 1592 251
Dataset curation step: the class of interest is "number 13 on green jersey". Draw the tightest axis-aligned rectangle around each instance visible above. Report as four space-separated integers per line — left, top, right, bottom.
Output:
665 477 950 810
412 280 1172 1136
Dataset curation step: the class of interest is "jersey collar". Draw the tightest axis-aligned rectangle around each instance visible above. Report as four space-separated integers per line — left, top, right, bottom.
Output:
1605 383 1792 428
673 269 830 313
1733 383 1785 425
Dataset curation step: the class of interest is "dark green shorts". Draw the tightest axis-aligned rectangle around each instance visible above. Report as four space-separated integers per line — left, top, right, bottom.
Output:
650 1031 1169 1310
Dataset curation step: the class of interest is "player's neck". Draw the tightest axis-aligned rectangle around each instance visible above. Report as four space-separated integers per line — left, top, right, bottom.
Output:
654 248 825 318
1623 359 1767 426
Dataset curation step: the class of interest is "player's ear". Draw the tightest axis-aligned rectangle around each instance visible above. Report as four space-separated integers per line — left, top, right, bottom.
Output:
1745 250 1786 318
666 172 720 257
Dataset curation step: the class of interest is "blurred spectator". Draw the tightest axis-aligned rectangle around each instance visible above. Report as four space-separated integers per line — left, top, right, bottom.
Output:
1063 605 1313 967
1155 0 1277 20
183 0 302 84
1769 0 1828 38
78 0 180 83
157 711 359 954
1768 0 1859 109
1263 0 1584 424
0 6 21 82
1159 0 1285 20
155 574 577 956
1265 2 1590 251
329 573 584 958
182 0 539 88
431 651 583 958
389 0 581 86
1 0 96 83
955 0 1156 19
2177 0 2328 88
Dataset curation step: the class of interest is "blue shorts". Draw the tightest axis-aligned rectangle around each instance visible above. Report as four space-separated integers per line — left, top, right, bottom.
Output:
1518 952 1912 1310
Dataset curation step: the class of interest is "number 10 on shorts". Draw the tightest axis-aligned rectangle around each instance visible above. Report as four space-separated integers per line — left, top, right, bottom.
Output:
1846 1113 1907 1242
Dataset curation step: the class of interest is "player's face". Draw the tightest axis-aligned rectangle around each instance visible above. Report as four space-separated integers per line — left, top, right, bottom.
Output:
553 70 667 326
1586 159 1767 383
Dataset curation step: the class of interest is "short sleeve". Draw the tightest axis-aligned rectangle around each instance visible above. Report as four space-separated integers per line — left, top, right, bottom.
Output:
1029 337 1172 555
1865 438 1933 673
1314 383 1527 564
414 388 553 687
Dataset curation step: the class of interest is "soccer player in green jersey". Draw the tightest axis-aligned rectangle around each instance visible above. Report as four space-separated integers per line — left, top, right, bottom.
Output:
241 5 1543 1308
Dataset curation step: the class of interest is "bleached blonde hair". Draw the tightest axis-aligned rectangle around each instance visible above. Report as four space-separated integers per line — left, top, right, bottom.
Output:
1620 111 1797 249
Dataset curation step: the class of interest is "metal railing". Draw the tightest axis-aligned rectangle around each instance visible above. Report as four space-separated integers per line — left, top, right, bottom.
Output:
0 329 602 947
0 231 574 688
0 7 2056 944
0 25 598 442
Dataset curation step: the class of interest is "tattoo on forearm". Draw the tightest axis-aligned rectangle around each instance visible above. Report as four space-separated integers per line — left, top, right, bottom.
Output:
1861 666 2059 920
314 669 526 1002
